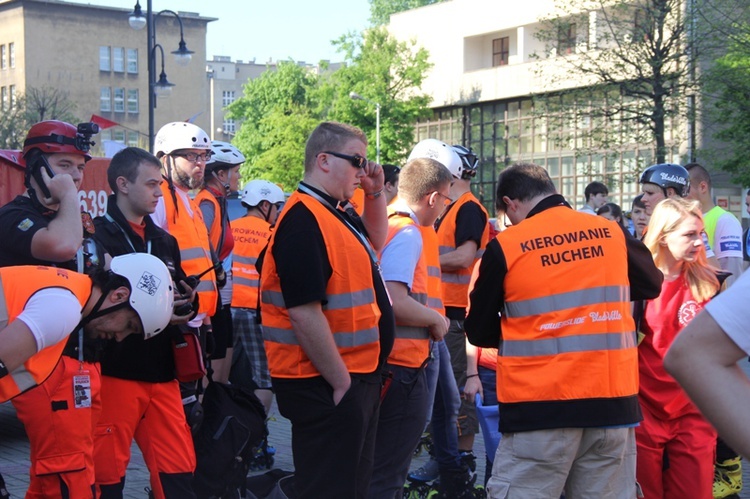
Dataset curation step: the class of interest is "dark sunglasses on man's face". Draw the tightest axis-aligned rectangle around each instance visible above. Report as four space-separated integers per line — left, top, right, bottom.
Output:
322 151 368 169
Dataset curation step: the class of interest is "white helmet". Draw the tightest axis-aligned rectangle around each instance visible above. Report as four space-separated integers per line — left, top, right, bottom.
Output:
154 122 211 157
408 138 463 179
110 253 174 339
241 180 285 207
207 140 245 167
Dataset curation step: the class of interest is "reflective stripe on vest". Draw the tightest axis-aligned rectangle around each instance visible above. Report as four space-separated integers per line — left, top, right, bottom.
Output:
395 325 429 339
502 331 636 357
436 192 490 308
505 285 630 318
263 325 380 348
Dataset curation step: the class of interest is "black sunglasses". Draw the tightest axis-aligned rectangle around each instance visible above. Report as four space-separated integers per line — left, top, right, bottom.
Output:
322 151 368 169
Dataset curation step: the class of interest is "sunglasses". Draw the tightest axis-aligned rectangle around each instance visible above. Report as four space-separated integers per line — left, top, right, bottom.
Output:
435 192 454 206
322 151 368 169
173 151 213 163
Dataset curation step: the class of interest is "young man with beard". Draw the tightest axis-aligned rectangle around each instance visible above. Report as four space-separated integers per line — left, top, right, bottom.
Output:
151 123 218 370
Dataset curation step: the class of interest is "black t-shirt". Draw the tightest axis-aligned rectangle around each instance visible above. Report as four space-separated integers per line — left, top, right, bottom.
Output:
0 195 77 270
436 198 488 319
270 184 395 375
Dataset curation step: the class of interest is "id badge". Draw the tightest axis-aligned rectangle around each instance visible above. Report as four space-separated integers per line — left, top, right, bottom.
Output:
73 374 91 409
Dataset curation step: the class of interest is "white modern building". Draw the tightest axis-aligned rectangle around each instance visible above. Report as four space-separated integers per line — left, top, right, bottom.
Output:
389 0 745 217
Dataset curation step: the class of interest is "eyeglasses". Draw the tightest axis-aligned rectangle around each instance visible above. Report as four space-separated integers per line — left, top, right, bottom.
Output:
322 151 368 169
435 192 454 206
173 151 213 163
274 202 284 210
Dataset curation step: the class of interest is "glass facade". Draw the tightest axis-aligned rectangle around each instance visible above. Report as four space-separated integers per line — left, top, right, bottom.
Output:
415 95 681 213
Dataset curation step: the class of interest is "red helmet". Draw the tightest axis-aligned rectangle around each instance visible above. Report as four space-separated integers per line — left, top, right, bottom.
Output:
22 120 97 162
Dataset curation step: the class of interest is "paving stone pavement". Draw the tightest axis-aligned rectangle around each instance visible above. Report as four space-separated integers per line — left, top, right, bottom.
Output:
3 363 750 498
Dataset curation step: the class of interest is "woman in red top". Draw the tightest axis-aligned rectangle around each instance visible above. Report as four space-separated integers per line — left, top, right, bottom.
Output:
637 197 721 499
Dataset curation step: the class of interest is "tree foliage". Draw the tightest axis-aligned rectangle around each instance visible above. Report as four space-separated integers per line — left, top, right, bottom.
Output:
326 27 433 164
0 86 79 149
368 0 445 26
532 0 710 166
703 29 750 185
226 27 433 191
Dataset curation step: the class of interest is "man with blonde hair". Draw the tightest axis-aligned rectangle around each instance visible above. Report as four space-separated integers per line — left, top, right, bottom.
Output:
370 157 453 497
260 121 394 497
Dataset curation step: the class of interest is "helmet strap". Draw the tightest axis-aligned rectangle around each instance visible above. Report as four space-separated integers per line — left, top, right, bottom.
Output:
77 276 130 330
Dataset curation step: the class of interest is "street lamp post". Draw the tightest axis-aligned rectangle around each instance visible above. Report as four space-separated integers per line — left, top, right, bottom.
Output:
129 0 193 152
349 91 381 164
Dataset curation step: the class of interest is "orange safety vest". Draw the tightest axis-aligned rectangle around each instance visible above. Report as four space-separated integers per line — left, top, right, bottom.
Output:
437 191 490 309
261 190 381 378
231 215 272 309
496 207 637 406
381 211 444 368
194 189 224 254
160 183 217 316
0 266 91 402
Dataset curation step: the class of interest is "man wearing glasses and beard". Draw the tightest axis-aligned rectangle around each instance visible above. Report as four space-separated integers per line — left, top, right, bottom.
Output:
260 121 395 498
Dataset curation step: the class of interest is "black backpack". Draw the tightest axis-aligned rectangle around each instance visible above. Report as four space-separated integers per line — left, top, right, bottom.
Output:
192 373 268 499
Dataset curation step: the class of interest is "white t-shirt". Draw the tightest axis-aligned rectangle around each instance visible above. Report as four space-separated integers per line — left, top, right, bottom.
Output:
705 270 750 355
380 203 422 291
16 288 83 351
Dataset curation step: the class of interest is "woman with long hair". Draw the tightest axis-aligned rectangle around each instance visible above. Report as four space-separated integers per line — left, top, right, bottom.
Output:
636 197 723 499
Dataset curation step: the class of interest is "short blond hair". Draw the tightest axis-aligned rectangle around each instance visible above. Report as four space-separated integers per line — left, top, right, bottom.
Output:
304 122 367 173
398 157 453 204
643 197 719 301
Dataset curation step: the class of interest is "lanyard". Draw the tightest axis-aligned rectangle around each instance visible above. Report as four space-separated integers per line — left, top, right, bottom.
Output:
105 214 152 255
297 184 380 267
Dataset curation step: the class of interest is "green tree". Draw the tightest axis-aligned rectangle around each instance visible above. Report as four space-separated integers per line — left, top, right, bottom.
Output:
226 61 321 190
368 0 445 26
0 87 79 149
704 30 750 185
227 27 433 188
326 26 433 165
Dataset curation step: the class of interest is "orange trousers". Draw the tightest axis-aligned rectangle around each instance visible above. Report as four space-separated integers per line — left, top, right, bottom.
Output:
94 377 195 499
635 404 717 499
13 356 101 499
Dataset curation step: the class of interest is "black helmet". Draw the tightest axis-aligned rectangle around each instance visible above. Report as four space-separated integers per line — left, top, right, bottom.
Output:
452 145 478 179
639 163 689 197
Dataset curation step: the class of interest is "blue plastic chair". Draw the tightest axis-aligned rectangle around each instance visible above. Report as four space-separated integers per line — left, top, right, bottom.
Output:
474 393 501 465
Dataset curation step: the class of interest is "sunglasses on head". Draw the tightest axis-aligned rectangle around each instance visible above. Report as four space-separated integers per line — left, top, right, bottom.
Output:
322 151 368 169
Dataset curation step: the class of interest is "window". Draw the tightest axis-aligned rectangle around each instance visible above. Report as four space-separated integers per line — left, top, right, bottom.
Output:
127 131 139 147
0 45 6 70
222 91 235 107
558 23 577 55
9 84 15 108
100 87 111 112
127 48 138 74
99 46 110 71
8 42 14 68
1 87 7 110
113 47 125 72
114 88 125 112
222 119 236 134
127 89 138 114
492 37 510 66
113 130 125 143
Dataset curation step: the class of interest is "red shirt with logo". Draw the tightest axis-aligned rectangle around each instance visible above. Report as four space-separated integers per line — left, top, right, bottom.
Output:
639 275 707 420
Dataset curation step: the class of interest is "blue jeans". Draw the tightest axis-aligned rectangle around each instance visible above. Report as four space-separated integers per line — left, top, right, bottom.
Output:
424 340 462 471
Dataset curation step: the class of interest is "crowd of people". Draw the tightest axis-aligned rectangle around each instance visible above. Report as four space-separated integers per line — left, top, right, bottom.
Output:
1 117 750 499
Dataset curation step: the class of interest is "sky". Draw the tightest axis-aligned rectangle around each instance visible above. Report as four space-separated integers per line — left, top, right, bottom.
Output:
80 0 373 63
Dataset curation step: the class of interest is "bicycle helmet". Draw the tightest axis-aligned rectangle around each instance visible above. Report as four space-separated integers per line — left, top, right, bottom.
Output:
154 122 211 158
408 139 463 179
639 163 689 197
241 180 285 207
452 145 478 179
